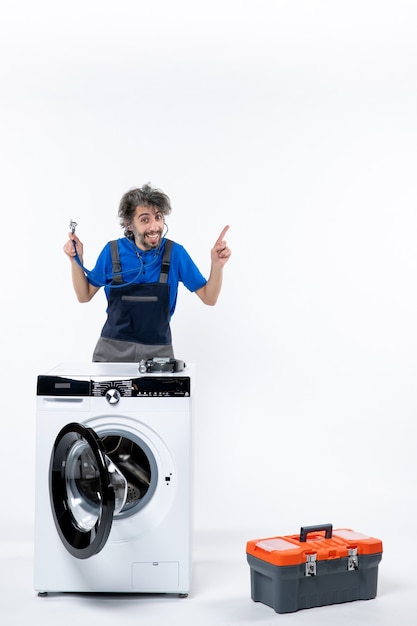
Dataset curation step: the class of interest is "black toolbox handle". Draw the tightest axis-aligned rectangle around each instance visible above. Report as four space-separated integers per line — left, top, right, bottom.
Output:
300 524 333 542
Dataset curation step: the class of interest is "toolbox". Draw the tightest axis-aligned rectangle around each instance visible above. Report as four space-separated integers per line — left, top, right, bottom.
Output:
246 523 383 614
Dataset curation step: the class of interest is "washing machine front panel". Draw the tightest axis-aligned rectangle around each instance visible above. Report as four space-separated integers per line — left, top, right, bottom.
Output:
35 363 194 594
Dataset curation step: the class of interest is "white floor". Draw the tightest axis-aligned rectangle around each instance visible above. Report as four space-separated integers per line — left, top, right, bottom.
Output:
1 528 414 626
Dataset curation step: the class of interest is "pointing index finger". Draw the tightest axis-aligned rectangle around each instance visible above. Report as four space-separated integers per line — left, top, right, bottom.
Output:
216 225 230 243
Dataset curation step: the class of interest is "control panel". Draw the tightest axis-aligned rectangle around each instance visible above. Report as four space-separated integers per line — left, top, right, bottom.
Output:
37 375 191 398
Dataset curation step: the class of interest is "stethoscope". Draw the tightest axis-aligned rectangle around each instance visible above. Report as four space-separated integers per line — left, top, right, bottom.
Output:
69 219 168 288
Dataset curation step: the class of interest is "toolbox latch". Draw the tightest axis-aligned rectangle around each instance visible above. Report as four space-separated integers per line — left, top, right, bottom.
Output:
347 547 359 571
305 553 317 576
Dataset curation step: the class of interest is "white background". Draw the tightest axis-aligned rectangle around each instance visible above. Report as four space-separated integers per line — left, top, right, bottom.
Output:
0 0 415 589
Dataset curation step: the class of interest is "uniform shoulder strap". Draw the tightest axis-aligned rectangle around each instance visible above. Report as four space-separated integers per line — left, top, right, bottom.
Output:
159 239 173 284
110 240 123 285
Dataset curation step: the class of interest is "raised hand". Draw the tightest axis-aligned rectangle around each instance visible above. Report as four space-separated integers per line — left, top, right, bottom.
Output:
211 225 231 266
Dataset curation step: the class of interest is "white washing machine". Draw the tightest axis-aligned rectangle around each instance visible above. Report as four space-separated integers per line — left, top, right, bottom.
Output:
34 362 194 597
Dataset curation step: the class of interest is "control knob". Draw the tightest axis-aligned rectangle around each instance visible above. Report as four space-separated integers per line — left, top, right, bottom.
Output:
105 388 121 404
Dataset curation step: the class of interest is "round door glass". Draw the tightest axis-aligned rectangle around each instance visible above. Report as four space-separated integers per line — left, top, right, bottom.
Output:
65 439 128 531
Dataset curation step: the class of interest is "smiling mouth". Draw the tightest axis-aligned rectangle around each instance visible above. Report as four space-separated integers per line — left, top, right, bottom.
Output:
145 232 161 246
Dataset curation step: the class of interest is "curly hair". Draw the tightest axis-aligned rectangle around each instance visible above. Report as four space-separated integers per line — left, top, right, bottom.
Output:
118 183 172 237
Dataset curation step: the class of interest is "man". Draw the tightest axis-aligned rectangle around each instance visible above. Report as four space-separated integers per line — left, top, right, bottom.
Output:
63 183 231 362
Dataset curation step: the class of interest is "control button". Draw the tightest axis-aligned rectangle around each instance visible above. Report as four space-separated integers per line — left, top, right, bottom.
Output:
105 388 121 404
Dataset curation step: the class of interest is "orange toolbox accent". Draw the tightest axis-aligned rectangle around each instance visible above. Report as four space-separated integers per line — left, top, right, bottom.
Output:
246 523 383 613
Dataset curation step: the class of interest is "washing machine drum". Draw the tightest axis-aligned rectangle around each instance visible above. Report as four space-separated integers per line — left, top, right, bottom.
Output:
49 422 145 559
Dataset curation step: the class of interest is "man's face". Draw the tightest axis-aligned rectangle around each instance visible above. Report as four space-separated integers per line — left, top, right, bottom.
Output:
129 204 165 251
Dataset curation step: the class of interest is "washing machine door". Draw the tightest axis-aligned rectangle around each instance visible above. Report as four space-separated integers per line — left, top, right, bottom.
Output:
49 422 123 559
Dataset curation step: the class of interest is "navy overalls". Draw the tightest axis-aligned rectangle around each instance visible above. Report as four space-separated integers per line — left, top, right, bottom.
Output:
92 239 175 362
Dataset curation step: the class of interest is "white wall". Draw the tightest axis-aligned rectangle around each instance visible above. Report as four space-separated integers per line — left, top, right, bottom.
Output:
1 0 416 543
